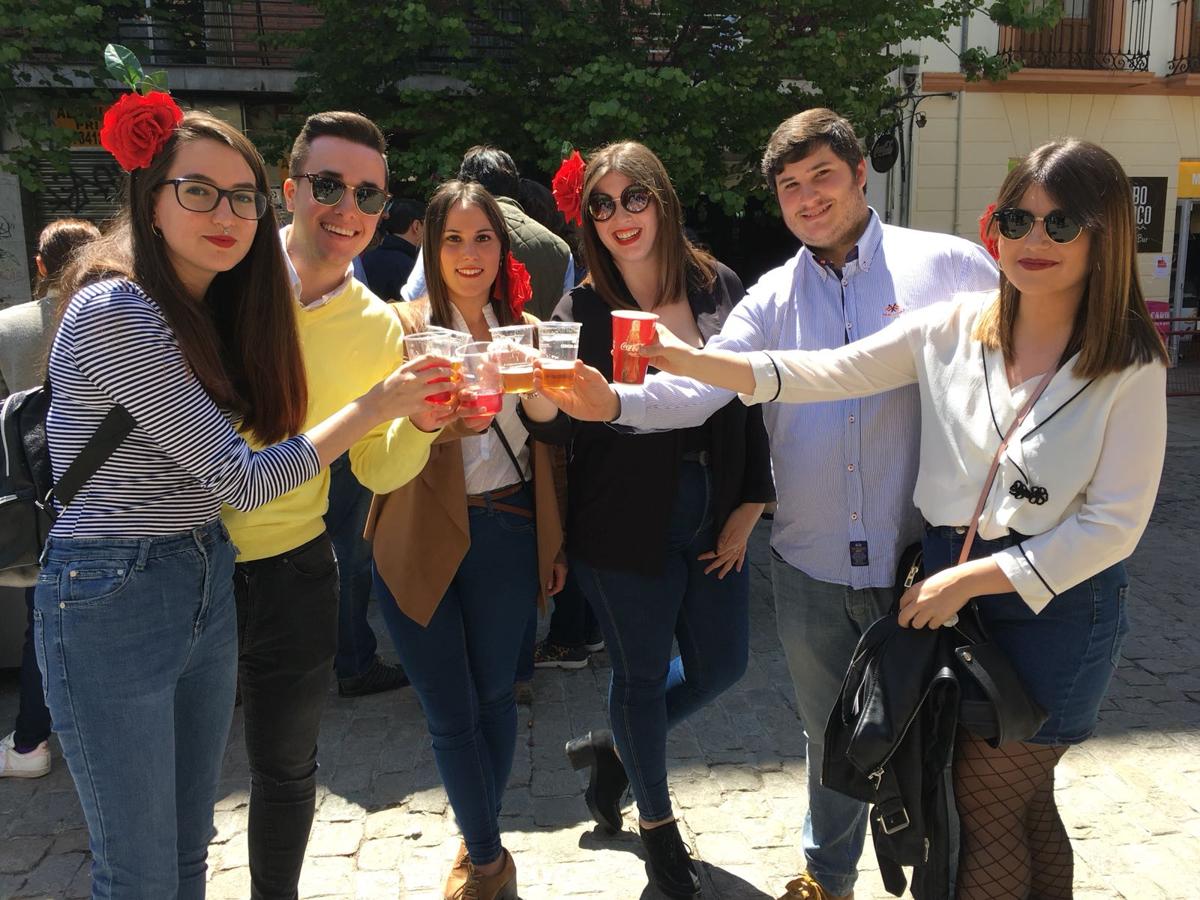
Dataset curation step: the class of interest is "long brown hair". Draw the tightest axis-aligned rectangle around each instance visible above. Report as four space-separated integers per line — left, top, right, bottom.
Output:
421 180 519 329
976 139 1167 377
35 218 101 299
579 141 715 310
59 112 307 444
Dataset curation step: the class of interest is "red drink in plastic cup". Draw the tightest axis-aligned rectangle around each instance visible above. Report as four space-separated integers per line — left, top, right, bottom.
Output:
611 311 659 384
461 387 503 414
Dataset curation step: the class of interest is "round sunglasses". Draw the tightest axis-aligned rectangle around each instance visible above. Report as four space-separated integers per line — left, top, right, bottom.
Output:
587 184 653 222
158 178 269 220
300 173 389 215
992 207 1083 244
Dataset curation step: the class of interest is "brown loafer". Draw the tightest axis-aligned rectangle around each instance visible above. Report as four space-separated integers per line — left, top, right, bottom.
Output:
450 849 517 900
443 841 470 899
777 871 853 900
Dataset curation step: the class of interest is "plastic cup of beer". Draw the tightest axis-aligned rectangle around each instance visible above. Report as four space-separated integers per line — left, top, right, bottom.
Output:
489 324 538 394
458 342 504 415
536 322 582 391
611 310 659 384
403 331 460 403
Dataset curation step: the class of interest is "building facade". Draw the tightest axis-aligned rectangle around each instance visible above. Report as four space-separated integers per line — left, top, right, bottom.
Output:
907 0 1200 353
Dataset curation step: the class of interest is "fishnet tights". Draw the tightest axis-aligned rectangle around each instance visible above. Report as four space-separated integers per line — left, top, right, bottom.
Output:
954 729 1072 899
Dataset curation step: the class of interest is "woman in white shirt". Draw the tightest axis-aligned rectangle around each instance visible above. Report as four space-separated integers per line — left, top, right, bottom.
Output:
609 139 1168 899
367 181 566 900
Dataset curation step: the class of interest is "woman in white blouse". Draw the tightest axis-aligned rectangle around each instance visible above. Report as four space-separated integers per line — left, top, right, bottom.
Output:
367 181 566 900
615 140 1168 899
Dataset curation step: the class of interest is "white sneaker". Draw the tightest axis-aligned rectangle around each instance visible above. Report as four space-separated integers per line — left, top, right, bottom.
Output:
0 731 51 778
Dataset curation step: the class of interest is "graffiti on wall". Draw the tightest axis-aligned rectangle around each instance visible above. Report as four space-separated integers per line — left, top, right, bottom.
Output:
0 172 32 308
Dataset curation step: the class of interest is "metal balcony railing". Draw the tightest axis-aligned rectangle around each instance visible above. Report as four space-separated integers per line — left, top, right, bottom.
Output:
112 0 323 69
998 0 1153 72
1168 0 1200 75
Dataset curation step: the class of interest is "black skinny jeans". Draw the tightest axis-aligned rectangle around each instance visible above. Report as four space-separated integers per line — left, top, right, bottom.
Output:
234 533 339 900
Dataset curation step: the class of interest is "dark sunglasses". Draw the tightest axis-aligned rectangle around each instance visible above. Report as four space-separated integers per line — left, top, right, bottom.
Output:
300 173 389 215
587 185 653 222
992 207 1083 244
159 178 269 220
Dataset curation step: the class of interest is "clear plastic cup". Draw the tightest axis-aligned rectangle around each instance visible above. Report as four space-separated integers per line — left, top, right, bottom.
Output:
403 331 461 403
537 321 582 391
489 324 538 394
458 342 504 415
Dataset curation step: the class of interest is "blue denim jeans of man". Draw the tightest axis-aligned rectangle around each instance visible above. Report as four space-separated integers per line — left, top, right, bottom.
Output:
572 461 750 823
770 550 893 898
34 520 237 900
325 453 376 679
375 483 538 865
15 586 52 750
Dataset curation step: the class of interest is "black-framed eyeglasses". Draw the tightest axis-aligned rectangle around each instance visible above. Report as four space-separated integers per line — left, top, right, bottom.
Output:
299 173 389 215
992 207 1083 244
587 184 654 222
158 178 269 220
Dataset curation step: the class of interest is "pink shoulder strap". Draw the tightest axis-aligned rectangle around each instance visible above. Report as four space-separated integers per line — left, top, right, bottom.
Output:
957 367 1057 565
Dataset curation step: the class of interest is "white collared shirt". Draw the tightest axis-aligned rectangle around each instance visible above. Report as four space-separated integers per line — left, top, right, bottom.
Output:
743 291 1167 612
279 224 354 310
450 304 531 494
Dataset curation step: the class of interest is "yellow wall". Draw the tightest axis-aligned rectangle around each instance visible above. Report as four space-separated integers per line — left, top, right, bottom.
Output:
912 92 1200 301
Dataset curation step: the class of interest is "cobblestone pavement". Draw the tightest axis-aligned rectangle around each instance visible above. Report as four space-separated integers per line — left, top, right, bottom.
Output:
3 399 1199 900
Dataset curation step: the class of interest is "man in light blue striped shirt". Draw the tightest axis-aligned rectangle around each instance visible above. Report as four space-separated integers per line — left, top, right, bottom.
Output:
560 109 996 900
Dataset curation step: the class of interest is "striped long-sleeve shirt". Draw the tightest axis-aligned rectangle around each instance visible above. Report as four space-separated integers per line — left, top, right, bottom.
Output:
614 213 999 590
46 278 320 538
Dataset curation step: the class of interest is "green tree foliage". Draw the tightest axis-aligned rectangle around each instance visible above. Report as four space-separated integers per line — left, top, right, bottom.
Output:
288 0 1061 212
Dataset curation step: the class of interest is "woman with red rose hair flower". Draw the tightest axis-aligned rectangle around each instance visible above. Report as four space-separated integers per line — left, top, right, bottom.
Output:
366 180 566 900
40 105 453 898
526 140 774 899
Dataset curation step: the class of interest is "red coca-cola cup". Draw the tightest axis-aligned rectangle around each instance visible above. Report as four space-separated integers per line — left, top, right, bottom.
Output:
611 311 659 384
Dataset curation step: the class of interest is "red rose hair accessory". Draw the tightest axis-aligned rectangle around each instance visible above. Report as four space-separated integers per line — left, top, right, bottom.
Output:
98 44 182 172
979 203 1000 261
552 148 586 226
493 253 533 319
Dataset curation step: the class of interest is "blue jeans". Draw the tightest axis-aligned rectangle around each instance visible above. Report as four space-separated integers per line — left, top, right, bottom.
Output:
34 520 238 900
15 586 52 749
572 461 750 822
375 484 538 865
770 551 893 898
325 453 377 679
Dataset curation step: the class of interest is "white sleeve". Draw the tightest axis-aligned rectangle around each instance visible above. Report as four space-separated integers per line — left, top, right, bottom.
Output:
743 305 932 405
400 248 427 302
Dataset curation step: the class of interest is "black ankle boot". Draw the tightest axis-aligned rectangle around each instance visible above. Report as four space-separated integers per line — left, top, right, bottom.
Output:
564 729 628 833
639 819 701 899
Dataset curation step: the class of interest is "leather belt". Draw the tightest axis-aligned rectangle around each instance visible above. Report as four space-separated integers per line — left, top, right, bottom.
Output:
466 482 533 518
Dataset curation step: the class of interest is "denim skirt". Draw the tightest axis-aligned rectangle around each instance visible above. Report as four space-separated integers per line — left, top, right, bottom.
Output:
922 524 1130 745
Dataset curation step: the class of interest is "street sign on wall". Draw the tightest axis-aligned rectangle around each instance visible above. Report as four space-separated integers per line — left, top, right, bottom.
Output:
1131 176 1166 254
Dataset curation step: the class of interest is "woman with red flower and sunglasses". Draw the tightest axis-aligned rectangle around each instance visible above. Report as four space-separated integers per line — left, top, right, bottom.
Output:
529 141 774 900
619 139 1168 899
40 96 452 897
366 180 566 900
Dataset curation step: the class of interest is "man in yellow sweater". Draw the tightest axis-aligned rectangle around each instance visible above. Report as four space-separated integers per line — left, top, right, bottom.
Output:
221 111 452 899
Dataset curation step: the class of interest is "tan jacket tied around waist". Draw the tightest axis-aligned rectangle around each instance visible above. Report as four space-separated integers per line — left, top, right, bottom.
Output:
364 299 565 627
